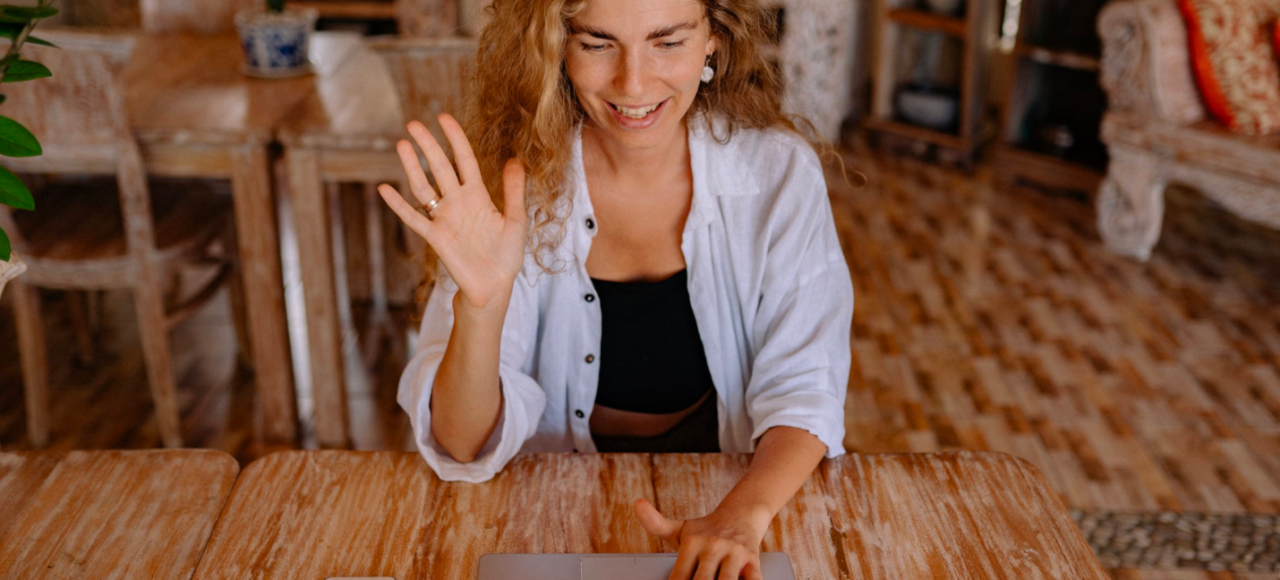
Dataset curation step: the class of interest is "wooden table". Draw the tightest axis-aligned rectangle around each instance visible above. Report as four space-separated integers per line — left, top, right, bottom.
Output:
121 31 364 443
0 450 239 578
278 40 408 447
190 450 1107 579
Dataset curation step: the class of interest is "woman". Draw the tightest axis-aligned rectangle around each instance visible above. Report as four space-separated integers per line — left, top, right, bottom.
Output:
378 0 854 578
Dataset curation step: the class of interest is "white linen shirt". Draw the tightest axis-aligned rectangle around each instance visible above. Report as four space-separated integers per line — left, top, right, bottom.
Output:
398 116 855 483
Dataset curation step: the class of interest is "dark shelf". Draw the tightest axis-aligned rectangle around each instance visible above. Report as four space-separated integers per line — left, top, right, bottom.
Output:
1014 43 1101 72
887 8 968 38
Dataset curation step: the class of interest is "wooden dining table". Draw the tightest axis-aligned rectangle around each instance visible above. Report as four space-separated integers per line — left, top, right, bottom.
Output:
0 450 239 578
117 30 367 443
189 450 1108 579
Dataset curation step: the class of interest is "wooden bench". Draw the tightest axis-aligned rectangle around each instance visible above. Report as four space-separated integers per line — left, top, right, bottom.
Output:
1096 0 1280 261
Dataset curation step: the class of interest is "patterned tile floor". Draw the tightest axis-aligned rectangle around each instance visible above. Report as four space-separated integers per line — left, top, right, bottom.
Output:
829 151 1280 579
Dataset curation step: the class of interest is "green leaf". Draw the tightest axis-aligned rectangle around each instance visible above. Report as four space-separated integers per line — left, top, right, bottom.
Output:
0 116 40 157
0 5 58 20
24 34 53 47
0 23 55 47
0 227 10 262
1 60 49 82
0 165 33 210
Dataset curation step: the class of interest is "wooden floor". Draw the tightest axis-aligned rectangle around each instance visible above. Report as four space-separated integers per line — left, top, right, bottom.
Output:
4 148 1280 579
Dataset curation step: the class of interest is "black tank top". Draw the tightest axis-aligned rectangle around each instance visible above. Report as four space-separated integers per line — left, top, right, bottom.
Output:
590 269 716 414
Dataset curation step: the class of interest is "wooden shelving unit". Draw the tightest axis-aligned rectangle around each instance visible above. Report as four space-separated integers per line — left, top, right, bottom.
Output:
994 0 1114 197
866 0 1000 165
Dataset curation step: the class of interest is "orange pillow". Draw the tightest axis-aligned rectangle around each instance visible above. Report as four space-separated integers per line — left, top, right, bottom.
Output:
1178 0 1280 134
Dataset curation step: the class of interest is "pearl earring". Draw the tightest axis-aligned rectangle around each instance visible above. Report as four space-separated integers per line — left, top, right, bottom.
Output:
701 55 715 83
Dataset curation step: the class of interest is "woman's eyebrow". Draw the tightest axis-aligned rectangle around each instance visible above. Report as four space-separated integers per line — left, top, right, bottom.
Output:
645 21 698 40
570 21 698 42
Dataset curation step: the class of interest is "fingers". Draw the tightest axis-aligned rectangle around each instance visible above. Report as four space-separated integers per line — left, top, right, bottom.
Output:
742 558 764 580
635 498 683 541
667 545 699 580
716 552 750 580
395 139 439 206
502 157 527 223
438 113 483 185
692 549 727 580
406 120 462 194
376 183 433 242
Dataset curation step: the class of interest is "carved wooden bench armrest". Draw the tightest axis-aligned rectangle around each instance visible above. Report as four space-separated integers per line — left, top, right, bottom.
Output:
1098 0 1204 126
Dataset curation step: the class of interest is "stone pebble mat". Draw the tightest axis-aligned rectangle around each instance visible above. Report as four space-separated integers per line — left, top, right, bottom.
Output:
1071 510 1280 572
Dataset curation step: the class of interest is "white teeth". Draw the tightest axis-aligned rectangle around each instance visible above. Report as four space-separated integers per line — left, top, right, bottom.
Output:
613 102 661 119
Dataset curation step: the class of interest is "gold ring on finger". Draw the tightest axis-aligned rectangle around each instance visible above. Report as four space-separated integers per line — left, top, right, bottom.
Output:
420 196 442 219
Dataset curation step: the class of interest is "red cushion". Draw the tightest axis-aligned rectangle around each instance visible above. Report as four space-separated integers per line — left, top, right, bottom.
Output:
1178 0 1280 134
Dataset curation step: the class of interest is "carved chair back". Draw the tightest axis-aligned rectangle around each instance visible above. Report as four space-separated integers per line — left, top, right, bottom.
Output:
368 36 476 134
0 30 157 267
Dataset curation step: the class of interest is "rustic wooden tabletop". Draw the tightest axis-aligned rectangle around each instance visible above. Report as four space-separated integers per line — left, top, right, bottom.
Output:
0 450 239 579
190 450 1107 579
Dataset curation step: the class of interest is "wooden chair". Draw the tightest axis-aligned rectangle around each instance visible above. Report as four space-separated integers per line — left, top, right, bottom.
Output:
357 36 475 331
395 0 461 37
1 30 239 448
139 0 257 34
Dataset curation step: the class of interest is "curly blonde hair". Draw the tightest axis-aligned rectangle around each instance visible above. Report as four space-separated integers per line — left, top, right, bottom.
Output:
418 0 829 306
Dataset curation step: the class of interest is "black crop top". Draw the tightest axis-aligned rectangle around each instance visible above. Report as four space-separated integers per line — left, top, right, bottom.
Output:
590 269 716 415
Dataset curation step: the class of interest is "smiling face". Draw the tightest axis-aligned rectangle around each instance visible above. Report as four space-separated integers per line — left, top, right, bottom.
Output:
565 0 717 153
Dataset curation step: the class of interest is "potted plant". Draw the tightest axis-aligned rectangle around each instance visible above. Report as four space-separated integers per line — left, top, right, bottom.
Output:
0 0 57 299
235 0 318 78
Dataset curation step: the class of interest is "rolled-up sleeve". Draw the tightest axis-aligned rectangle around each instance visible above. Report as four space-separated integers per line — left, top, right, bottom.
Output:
397 264 545 483
744 143 853 458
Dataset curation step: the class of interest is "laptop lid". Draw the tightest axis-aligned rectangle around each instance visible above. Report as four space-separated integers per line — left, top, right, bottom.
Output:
477 553 797 580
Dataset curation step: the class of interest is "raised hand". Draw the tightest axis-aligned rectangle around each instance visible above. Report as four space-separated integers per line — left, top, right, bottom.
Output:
377 114 527 311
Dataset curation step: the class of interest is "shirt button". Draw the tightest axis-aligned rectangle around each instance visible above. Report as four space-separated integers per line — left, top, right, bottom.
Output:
585 293 595 303
575 409 585 419
585 217 595 230
585 354 595 363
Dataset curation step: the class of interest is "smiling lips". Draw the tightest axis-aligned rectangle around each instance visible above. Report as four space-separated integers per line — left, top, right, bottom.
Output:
610 100 665 119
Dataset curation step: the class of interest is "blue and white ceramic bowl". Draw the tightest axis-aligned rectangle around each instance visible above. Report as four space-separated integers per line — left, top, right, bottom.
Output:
235 7 318 78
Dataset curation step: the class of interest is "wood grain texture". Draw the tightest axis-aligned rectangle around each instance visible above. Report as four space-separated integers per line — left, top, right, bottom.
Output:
0 450 238 579
192 452 658 580
190 451 1101 580
822 452 1108 579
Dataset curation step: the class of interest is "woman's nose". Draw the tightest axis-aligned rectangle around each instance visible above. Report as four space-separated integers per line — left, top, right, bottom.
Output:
613 51 648 96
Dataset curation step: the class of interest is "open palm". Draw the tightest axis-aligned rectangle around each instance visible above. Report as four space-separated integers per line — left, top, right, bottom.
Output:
377 114 527 309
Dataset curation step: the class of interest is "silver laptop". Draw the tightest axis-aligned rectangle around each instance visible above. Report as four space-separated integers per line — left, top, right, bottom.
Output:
477 553 797 580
